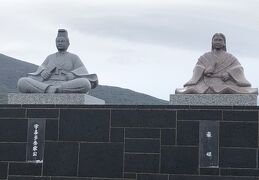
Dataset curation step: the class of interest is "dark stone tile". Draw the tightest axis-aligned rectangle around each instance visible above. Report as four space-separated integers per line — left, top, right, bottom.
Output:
111 110 176 128
110 128 124 142
221 168 259 176
27 108 59 118
0 119 27 142
137 174 168 180
177 121 199 146
233 106 259 110
124 172 136 179
200 168 219 175
125 128 160 138
170 175 256 180
60 109 110 141
161 146 199 174
57 104 113 109
45 119 58 141
43 142 78 176
220 122 258 148
125 139 160 153
136 105 172 109
161 129 175 145
79 143 123 178
161 129 176 145
8 177 50 180
177 110 222 120
93 178 127 180
9 162 42 176
124 153 159 173
0 104 21 108
0 162 8 179
223 111 258 121
0 108 26 118
220 148 256 168
168 105 190 109
189 105 232 109
22 104 56 108
0 143 26 161
52 178 91 180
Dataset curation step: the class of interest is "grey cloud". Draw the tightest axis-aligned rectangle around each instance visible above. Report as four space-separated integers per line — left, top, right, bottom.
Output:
67 5 259 59
2 0 259 60
11 0 258 58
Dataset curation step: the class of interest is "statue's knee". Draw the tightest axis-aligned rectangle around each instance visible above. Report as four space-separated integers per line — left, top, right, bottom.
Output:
80 78 91 90
73 78 91 93
17 77 29 93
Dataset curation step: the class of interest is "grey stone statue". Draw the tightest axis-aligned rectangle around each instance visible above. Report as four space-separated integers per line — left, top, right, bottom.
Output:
18 29 98 93
175 33 258 94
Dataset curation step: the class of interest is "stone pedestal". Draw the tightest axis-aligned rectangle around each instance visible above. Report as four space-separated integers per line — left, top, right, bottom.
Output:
170 94 257 106
8 93 105 104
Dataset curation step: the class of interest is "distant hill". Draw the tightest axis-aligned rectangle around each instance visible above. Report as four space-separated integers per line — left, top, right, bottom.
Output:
89 85 167 105
0 53 38 92
0 53 168 104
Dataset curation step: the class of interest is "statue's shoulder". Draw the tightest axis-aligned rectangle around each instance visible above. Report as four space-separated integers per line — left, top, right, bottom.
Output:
202 51 212 57
66 52 81 60
225 51 235 57
224 51 239 61
198 51 212 61
45 52 57 59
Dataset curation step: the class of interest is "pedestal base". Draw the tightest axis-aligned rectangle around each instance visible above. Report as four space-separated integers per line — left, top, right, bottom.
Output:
8 93 105 104
170 94 257 106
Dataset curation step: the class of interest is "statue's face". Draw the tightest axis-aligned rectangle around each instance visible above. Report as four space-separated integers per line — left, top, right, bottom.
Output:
212 35 225 50
56 37 69 51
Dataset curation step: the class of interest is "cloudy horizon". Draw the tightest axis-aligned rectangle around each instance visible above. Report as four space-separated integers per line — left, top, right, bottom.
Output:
1 0 259 100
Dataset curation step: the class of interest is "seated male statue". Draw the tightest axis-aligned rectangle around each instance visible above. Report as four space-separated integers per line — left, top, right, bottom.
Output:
175 33 258 94
18 29 98 93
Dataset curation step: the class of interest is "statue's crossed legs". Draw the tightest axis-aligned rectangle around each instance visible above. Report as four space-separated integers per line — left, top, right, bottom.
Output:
18 77 91 93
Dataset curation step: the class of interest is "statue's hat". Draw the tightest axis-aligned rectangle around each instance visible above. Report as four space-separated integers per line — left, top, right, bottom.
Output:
57 29 68 39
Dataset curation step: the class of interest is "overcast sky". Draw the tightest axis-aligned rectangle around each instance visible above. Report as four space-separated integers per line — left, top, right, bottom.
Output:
1 0 259 100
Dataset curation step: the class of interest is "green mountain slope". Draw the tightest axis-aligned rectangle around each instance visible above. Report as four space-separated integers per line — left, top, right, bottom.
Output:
0 53 168 105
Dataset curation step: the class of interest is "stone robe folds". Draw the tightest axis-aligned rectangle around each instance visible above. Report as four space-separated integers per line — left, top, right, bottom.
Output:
18 52 98 93
175 51 258 94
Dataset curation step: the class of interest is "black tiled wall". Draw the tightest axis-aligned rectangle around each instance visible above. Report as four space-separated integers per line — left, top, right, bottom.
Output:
0 105 258 180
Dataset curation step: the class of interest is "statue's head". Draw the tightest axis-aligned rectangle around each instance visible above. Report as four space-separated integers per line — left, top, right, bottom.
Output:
211 33 226 51
56 29 70 52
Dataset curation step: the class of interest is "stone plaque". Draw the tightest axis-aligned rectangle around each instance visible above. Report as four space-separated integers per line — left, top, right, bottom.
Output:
199 120 219 168
26 118 46 163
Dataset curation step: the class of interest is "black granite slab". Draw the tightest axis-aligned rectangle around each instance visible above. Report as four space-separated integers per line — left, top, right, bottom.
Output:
78 143 123 178
111 110 176 128
170 175 256 180
177 121 199 146
125 128 160 138
43 142 79 176
125 139 160 153
0 119 28 142
177 110 222 120
161 146 199 174
0 162 8 179
161 129 175 145
220 122 258 148
110 128 124 142
59 109 110 142
223 110 258 121
219 148 257 168
0 143 26 161
124 153 159 173
9 163 42 176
